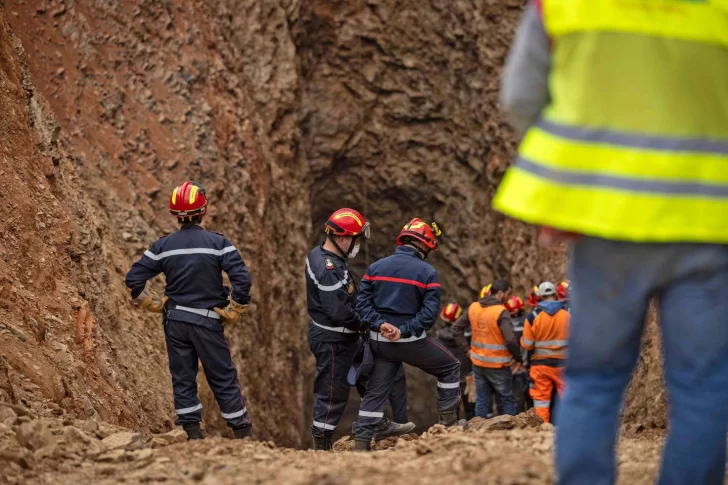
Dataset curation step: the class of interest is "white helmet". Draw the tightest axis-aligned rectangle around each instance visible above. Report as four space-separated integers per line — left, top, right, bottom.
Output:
538 281 557 297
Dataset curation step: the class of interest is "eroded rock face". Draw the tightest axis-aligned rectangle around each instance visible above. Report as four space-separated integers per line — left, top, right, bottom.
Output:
0 2 310 446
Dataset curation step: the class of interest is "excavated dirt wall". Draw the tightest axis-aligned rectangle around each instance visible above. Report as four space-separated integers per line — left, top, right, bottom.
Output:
0 0 665 449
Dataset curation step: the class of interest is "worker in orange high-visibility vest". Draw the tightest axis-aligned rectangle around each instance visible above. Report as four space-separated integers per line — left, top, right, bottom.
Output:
521 282 569 423
452 279 523 417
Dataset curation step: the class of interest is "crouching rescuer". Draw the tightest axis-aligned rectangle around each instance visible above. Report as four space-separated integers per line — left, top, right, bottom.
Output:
353 218 462 451
125 181 253 440
306 209 412 450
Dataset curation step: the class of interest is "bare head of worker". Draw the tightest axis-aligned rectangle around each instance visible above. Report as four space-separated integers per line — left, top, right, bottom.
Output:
323 208 370 260
491 279 512 304
538 282 558 301
169 181 208 225
396 218 441 260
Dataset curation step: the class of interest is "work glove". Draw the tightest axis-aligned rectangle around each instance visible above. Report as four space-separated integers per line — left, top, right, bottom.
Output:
133 287 168 313
213 298 249 327
465 373 477 404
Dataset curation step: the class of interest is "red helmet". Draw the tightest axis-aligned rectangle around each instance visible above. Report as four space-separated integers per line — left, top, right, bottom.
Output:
396 218 441 250
440 303 463 324
169 181 208 218
527 286 541 307
557 280 571 300
479 284 492 299
505 296 525 315
325 208 370 239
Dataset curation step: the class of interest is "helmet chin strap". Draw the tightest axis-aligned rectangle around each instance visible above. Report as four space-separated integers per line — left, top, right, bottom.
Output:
329 235 356 260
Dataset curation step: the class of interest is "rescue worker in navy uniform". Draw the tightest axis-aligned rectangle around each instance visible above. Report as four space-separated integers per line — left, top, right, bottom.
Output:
306 209 413 451
125 181 252 441
353 218 462 451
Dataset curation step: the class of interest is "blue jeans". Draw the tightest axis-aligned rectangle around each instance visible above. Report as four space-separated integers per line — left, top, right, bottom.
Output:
556 238 728 485
473 365 516 417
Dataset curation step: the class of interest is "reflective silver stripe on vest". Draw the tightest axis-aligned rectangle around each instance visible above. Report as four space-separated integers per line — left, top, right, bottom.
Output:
312 320 357 334
221 407 247 420
471 342 508 351
437 381 460 389
369 330 426 343
176 404 202 415
174 305 221 320
535 339 568 347
533 400 550 408
306 258 348 292
144 246 237 261
471 353 512 364
533 348 566 357
516 156 728 199
313 420 336 430
538 119 728 155
522 337 534 346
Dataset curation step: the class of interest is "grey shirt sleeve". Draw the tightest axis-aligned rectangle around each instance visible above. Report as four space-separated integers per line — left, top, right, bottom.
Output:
500 2 552 138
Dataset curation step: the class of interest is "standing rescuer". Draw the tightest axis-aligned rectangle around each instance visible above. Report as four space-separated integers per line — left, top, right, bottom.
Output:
521 282 569 423
305 209 411 450
436 303 475 420
453 280 523 417
353 218 461 451
505 296 529 413
496 1 728 483
125 181 253 440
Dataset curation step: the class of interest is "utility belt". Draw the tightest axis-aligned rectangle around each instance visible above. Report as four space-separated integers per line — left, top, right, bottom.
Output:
369 330 426 344
168 304 221 321
311 319 357 334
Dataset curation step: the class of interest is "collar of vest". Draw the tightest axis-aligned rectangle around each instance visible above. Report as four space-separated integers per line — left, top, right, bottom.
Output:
319 244 346 263
394 246 420 258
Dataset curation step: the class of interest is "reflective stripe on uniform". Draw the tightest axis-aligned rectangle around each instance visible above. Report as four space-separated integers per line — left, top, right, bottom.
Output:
306 258 348 292
144 246 237 261
369 330 426 343
535 339 568 347
534 348 566 357
174 305 221 320
437 381 460 389
312 420 336 431
176 404 202 415
470 353 511 364
221 407 247 420
533 400 550 408
522 337 534 347
472 342 508 351
359 410 384 418
312 320 357 334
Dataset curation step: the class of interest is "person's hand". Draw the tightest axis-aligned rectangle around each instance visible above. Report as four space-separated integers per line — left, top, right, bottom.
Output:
511 362 525 375
379 323 401 342
213 299 249 327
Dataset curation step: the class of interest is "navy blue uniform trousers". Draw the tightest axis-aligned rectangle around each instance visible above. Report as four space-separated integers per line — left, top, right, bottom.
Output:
164 319 250 429
310 338 407 438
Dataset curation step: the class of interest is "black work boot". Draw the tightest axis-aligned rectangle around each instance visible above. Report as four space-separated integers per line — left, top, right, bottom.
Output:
232 426 252 440
183 424 204 440
438 409 458 427
438 408 468 429
354 439 372 451
312 436 332 451
372 419 416 441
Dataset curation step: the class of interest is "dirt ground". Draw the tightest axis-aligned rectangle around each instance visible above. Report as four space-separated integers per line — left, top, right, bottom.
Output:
1 410 664 485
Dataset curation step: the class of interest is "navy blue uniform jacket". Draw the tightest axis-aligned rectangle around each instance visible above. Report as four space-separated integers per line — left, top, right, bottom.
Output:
357 246 441 339
125 224 252 331
306 245 360 342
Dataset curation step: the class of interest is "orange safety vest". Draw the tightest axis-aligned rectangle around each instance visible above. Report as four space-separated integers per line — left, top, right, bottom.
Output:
468 302 512 368
521 309 570 361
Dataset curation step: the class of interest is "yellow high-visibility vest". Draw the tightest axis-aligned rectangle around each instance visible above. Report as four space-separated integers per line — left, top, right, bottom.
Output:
493 0 728 243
